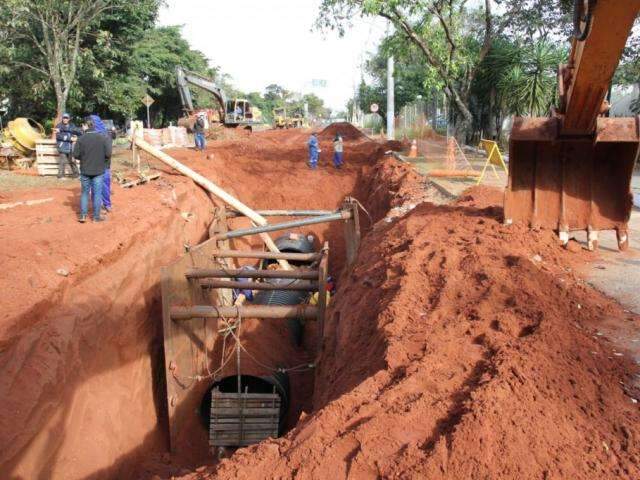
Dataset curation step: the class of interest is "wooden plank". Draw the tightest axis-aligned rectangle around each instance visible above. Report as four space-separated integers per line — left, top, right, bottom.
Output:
210 424 279 432
213 418 280 425
317 243 329 348
212 393 281 401
36 147 60 155
211 432 277 440
210 407 280 416
211 439 274 447
160 239 220 455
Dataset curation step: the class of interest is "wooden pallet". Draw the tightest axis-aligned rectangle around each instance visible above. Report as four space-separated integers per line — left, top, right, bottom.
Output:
209 390 280 447
35 139 78 176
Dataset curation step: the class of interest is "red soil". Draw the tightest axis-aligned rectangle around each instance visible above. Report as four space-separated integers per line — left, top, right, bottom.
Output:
1 127 639 480
177 161 640 479
319 121 368 141
0 128 383 479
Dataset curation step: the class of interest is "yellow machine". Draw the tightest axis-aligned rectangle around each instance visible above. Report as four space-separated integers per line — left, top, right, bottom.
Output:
2 118 45 156
272 107 304 129
176 67 264 131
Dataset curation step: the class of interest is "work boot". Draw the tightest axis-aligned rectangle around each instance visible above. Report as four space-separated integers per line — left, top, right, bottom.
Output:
102 205 112 214
93 216 108 223
78 214 87 223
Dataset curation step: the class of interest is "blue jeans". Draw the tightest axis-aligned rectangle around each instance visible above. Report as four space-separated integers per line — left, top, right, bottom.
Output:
333 152 343 167
195 132 205 150
80 173 104 219
309 148 318 168
91 168 111 208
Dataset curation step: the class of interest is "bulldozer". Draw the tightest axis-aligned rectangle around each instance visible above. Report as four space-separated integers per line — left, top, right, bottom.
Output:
176 67 263 131
272 107 304 129
505 0 640 251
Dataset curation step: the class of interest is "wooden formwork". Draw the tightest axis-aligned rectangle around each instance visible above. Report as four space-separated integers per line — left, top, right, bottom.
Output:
35 139 78 176
209 390 280 447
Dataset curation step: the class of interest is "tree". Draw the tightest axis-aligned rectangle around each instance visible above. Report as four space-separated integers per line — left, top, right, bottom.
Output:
2 0 113 119
317 0 497 139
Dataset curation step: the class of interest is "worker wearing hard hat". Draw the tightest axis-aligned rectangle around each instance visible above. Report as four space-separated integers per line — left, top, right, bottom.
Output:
307 132 320 169
54 113 81 178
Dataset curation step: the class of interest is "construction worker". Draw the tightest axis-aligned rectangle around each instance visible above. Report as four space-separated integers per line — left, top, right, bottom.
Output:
73 116 112 223
194 113 206 151
89 114 113 213
54 113 81 178
307 132 320 169
333 134 344 168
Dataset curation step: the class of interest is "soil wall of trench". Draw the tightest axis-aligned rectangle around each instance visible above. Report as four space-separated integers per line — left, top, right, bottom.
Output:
0 180 214 480
0 128 389 479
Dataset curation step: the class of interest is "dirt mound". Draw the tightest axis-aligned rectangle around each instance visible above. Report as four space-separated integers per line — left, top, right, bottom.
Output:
177 171 640 479
319 122 367 141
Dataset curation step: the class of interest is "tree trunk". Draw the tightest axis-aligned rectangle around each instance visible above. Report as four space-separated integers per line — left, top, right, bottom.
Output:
55 86 66 123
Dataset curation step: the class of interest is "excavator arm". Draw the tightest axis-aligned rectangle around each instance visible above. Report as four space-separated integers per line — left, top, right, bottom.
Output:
175 66 227 122
504 0 640 251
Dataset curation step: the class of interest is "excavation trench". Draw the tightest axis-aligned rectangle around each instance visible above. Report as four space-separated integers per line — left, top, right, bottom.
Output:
0 127 397 479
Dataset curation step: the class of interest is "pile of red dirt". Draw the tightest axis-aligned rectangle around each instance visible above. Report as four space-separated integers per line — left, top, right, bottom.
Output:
319 121 368 141
178 166 640 479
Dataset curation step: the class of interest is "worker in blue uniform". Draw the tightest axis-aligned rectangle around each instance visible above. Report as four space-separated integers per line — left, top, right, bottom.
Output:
307 132 320 169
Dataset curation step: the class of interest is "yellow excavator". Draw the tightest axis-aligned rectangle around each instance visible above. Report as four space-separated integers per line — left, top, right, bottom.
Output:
505 0 640 251
176 67 263 131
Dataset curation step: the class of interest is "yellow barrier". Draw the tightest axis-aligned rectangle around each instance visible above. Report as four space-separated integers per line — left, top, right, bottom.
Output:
477 139 508 185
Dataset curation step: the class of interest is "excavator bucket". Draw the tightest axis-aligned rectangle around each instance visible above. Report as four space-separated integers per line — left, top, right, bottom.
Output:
504 117 639 250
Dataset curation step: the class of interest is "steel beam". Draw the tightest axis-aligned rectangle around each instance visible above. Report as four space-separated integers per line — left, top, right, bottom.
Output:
170 305 318 320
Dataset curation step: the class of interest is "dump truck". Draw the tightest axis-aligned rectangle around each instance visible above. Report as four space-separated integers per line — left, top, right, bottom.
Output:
505 0 640 251
176 66 263 131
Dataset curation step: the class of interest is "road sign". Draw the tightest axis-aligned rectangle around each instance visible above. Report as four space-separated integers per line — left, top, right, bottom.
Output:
142 94 154 128
142 94 155 107
370 103 379 113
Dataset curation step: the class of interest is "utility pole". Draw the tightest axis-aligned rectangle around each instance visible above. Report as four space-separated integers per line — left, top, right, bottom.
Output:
386 56 395 140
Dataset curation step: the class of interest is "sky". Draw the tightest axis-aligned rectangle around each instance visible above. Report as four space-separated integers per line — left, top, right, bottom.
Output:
158 0 387 112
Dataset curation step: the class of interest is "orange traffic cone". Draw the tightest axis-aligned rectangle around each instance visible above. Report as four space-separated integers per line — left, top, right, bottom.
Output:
408 139 418 158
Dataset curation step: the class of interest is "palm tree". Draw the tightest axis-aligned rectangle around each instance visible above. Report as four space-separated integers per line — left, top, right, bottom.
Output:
498 41 565 117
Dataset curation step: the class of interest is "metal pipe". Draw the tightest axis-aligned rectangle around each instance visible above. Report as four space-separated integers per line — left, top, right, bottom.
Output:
227 209 336 218
200 279 319 291
215 211 351 241
186 268 318 280
170 305 318 320
212 250 321 261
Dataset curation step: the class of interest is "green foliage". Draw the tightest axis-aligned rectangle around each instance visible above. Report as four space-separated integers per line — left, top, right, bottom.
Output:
0 0 217 126
475 38 566 118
